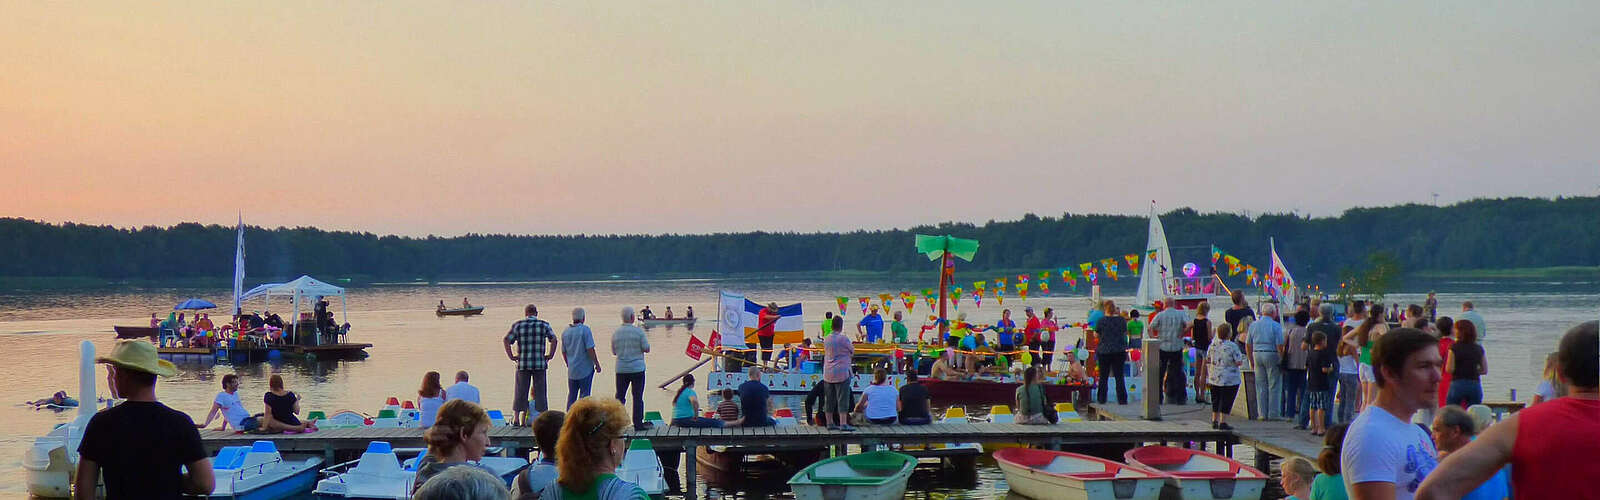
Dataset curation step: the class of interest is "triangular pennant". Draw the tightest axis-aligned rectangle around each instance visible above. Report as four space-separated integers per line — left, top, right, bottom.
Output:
1211 245 1222 264
1125 254 1141 276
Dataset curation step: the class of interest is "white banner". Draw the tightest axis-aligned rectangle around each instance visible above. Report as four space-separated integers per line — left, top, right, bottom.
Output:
718 291 748 347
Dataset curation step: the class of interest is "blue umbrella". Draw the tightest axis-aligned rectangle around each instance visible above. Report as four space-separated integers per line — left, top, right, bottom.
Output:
174 298 217 311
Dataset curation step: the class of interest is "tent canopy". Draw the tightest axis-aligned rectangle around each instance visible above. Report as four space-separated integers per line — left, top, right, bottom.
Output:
240 275 345 301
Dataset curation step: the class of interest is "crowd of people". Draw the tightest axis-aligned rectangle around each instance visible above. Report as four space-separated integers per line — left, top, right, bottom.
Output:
66 292 1597 500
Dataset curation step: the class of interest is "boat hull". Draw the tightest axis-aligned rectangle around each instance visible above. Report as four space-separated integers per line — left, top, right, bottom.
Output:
639 318 695 327
114 325 159 340
994 448 1166 500
1124 446 1267 500
435 307 484 316
788 451 915 500
213 459 322 500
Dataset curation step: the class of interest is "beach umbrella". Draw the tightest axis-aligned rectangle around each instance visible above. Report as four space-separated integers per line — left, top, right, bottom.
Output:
174 298 217 311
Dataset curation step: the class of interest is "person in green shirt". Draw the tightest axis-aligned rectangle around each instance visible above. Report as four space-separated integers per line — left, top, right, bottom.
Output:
890 311 910 343
1310 423 1350 500
821 312 835 340
1127 309 1145 345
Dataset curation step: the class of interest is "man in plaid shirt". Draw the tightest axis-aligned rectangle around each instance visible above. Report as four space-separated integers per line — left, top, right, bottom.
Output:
504 304 557 425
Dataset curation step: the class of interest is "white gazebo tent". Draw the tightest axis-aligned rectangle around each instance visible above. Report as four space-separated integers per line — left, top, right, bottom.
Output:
239 275 346 345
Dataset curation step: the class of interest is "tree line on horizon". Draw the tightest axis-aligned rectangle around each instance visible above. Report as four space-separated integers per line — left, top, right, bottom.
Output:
2 196 1596 284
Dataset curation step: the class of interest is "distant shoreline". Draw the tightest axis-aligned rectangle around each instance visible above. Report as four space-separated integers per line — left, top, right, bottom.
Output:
5 266 1599 290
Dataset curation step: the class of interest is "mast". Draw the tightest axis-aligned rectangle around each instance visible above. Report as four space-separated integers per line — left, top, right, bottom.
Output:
232 214 245 317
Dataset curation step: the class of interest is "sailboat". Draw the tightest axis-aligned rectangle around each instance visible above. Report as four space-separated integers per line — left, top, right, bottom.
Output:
1133 204 1175 311
21 341 99 497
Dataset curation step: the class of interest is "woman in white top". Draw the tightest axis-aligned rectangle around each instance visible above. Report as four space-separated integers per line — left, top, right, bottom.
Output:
1206 323 1247 430
854 368 900 425
417 371 447 428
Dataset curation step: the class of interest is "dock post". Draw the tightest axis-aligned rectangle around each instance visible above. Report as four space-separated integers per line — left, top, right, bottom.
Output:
684 441 698 500
1142 338 1161 420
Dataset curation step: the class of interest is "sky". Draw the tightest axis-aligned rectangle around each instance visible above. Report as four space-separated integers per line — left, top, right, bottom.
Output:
2 1 1597 236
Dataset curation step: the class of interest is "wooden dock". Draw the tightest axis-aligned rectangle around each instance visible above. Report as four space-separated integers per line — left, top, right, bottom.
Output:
1090 400 1323 470
201 419 1231 499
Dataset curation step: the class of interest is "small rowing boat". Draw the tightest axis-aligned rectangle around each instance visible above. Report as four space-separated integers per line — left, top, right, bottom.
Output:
639 317 695 327
113 325 160 340
1123 446 1267 500
994 448 1166 500
788 451 916 500
435 306 484 317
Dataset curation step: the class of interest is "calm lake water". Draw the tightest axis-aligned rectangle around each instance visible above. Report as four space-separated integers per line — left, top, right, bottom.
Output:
3 276 1596 499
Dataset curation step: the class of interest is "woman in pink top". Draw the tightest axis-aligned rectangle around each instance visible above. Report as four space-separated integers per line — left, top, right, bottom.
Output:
821 316 857 431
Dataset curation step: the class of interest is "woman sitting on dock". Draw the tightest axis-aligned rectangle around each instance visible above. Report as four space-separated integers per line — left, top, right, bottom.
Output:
262 375 316 433
1014 366 1049 425
854 368 899 425
541 398 650 500
414 399 494 493
418 371 447 428
668 374 723 428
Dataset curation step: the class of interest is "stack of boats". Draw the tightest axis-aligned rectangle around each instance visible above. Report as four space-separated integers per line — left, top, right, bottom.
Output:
995 446 1268 500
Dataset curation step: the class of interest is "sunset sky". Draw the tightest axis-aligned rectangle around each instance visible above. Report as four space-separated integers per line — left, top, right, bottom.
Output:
3 2 1596 236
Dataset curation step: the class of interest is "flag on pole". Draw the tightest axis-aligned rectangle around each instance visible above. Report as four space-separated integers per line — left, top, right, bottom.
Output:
708 330 722 347
719 291 748 348
686 335 707 360
1211 245 1222 264
1268 238 1298 304
232 214 245 315
740 299 804 345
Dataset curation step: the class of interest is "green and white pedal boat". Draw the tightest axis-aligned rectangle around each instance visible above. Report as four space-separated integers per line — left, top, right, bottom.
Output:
787 451 916 500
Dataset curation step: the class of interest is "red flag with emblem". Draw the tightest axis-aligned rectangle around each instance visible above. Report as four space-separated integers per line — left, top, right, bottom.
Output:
708 330 722 348
686 335 706 360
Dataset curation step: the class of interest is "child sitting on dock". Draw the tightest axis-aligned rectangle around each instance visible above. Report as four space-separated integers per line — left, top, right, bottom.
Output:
715 388 740 424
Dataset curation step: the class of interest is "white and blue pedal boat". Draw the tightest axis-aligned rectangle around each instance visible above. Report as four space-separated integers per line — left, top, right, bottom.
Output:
209 441 324 500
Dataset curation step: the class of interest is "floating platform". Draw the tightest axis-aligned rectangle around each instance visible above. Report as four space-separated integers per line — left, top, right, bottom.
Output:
158 343 372 363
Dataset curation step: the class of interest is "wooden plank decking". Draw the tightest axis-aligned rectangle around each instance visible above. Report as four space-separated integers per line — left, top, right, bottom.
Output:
1090 400 1324 464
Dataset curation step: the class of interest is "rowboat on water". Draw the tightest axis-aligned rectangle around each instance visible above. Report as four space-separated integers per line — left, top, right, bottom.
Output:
994 448 1167 500
435 306 484 317
113 325 160 340
787 451 917 500
639 317 695 327
209 441 323 500
1123 446 1268 500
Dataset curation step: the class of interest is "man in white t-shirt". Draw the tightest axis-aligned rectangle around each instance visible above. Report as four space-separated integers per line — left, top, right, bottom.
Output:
1341 327 1441 500
196 374 258 431
445 371 481 404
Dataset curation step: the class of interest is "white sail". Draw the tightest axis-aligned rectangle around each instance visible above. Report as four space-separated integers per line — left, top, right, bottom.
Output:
1134 205 1174 308
1268 237 1298 304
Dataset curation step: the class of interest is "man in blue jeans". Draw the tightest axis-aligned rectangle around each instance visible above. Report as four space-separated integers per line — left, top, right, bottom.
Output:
1247 304 1285 420
561 307 599 409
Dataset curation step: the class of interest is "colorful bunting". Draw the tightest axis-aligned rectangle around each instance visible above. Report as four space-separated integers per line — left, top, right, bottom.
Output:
858 297 870 314
1125 254 1141 276
1101 258 1119 281
951 287 963 310
1037 272 1051 295
835 296 848 315
1211 245 1222 264
878 293 893 311
920 288 937 309
1224 255 1242 276
994 279 1006 304
899 291 915 312
1017 282 1029 300
1060 268 1077 288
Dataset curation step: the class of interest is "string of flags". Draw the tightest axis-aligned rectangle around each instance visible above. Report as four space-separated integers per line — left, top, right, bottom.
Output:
826 252 1150 314
1211 245 1263 286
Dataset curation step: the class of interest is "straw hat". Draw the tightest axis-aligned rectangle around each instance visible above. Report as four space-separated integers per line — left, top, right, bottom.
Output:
97 339 178 377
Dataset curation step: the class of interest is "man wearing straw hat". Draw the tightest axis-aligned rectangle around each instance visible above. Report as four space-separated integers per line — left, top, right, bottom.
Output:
74 339 213 499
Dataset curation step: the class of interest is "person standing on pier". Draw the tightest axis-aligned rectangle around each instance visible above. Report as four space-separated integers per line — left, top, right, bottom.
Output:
1339 328 1440 500
611 306 652 430
1094 301 1130 405
1423 292 1437 322
1191 302 1214 405
1206 323 1245 430
1224 289 1255 336
1286 310 1311 428
1246 303 1286 421
505 304 557 426
76 340 213 499
561 308 599 410
1418 321 1598 500
857 305 884 343
1150 303 1191 405
823 316 857 431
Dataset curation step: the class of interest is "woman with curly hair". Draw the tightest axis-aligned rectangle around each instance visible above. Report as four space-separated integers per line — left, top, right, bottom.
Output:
541 398 648 500
413 399 493 493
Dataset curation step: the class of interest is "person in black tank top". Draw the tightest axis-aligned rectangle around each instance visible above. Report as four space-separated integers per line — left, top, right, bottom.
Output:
1192 302 1214 404
263 375 316 432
